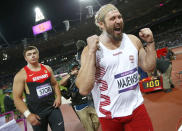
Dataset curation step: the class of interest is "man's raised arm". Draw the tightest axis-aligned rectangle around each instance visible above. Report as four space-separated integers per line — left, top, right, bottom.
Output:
76 35 99 95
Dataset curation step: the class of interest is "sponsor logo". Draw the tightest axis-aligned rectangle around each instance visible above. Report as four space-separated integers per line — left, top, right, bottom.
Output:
58 121 63 126
33 74 48 81
129 55 134 63
113 51 122 56
29 74 33 77
44 70 48 73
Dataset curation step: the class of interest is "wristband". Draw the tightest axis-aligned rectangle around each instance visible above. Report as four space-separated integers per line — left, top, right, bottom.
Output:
23 110 31 118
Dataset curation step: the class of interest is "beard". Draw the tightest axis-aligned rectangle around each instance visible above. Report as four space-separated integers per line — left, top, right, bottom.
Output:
105 23 123 41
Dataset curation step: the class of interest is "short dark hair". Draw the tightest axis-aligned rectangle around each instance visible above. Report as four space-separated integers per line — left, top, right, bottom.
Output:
23 46 39 57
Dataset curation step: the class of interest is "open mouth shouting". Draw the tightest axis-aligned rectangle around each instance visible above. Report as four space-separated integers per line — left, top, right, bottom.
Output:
114 27 122 34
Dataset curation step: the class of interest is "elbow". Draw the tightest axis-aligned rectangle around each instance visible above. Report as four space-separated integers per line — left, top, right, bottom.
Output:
13 96 21 107
79 88 90 96
76 81 93 96
13 95 19 102
148 65 156 73
143 65 156 73
147 61 156 72
141 59 156 72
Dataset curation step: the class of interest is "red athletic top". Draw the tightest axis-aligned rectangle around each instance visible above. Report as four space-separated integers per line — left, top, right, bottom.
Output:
24 64 51 83
24 64 55 114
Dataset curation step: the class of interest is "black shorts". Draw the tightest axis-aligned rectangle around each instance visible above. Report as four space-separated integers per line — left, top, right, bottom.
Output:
32 108 64 131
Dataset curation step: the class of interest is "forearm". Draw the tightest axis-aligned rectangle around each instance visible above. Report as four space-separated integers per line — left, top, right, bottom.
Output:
142 42 156 72
59 75 70 86
14 96 29 114
54 84 61 99
76 52 96 95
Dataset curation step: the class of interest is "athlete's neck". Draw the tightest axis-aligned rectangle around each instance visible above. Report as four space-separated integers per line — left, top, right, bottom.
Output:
99 33 122 50
27 63 41 71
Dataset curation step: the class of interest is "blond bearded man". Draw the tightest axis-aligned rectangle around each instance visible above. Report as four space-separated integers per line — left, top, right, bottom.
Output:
76 4 156 131
13 46 64 131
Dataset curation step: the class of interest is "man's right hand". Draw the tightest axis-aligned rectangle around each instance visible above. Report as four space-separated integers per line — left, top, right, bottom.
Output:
27 113 41 126
87 35 99 54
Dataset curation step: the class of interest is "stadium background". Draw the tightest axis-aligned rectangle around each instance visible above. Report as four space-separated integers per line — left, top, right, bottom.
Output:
0 0 182 130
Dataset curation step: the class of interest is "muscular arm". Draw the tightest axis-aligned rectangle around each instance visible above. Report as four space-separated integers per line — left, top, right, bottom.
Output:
60 66 79 86
139 41 156 72
13 70 29 114
46 65 61 100
129 35 156 72
13 69 41 126
75 46 96 96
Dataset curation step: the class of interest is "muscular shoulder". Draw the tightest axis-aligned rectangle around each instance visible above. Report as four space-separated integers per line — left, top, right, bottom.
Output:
44 64 50 69
14 68 26 82
127 34 142 51
44 65 53 73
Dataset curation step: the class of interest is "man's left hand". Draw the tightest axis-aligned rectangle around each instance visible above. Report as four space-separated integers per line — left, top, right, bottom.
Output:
139 28 154 43
53 97 61 108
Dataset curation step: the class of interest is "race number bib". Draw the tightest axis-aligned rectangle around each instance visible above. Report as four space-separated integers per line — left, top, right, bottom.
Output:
114 68 139 93
36 83 52 98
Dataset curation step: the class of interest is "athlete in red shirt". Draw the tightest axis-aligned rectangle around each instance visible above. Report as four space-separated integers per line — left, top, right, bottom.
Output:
13 46 64 131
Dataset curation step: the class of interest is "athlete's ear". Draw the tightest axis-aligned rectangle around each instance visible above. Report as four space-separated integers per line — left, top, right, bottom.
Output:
24 56 28 62
98 21 105 31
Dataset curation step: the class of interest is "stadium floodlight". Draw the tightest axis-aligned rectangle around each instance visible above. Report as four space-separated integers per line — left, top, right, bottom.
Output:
79 0 89 22
2 52 8 61
35 7 45 22
63 20 70 31
86 5 94 18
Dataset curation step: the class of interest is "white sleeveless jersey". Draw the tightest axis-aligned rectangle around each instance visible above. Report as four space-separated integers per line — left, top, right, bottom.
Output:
92 33 144 118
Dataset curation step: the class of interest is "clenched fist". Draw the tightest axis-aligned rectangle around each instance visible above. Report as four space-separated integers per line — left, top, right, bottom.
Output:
87 35 99 53
139 28 154 43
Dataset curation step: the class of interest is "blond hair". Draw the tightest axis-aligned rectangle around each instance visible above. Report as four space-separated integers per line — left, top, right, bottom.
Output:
95 4 118 27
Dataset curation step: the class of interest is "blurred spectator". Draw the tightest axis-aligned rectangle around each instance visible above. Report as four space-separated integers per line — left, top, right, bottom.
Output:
156 56 174 93
3 89 16 113
59 62 100 131
166 48 175 61
75 40 87 63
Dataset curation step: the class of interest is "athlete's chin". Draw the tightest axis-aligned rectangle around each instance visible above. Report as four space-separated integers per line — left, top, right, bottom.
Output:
113 34 122 41
30 61 38 64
